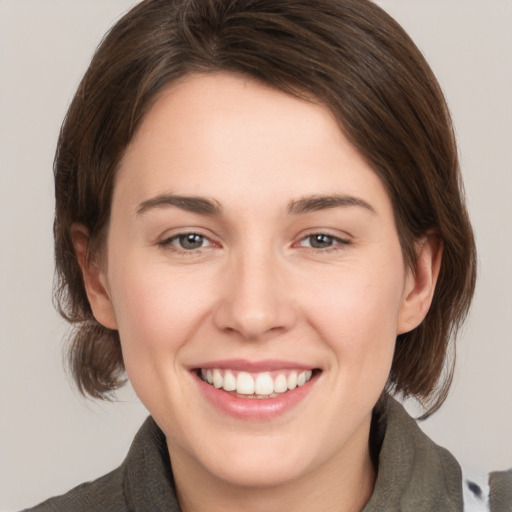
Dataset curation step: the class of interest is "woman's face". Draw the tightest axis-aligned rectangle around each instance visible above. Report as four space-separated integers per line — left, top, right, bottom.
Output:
90 72 423 489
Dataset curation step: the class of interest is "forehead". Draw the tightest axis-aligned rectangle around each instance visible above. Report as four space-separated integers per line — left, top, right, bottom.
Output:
115 72 390 214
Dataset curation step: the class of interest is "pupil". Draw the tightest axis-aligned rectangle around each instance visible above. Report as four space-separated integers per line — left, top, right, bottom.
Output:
310 234 333 248
180 234 203 249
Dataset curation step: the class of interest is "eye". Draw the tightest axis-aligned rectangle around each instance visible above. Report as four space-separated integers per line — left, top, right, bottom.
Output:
160 232 213 251
298 233 350 250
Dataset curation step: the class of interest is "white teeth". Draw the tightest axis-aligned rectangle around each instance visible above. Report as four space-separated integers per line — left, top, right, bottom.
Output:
223 371 236 391
287 372 297 390
274 374 288 393
200 368 314 397
237 372 255 394
255 373 274 395
212 369 223 388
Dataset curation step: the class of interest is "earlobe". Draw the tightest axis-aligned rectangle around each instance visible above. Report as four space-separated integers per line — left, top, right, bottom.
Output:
397 234 443 335
71 223 118 330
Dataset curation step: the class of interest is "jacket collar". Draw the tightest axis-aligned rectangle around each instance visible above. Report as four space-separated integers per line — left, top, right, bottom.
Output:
121 416 180 511
121 397 464 511
363 396 463 511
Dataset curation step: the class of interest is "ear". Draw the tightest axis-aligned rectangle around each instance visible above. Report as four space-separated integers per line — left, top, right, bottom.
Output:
71 223 118 330
397 234 443 334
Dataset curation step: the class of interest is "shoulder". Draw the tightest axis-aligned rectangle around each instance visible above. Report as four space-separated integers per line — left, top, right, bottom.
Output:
20 467 126 512
489 467 512 512
365 396 512 512
20 416 179 512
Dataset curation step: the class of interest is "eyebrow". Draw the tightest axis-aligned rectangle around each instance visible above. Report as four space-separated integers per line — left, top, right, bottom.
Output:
136 193 375 217
137 194 223 216
286 194 376 215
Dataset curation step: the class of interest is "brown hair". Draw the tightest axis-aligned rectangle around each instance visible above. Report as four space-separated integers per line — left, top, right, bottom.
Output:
54 0 476 414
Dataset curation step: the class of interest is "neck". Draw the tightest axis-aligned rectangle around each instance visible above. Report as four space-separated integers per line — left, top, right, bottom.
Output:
169 426 376 512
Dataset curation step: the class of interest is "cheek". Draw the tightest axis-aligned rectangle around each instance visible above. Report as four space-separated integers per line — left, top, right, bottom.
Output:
302 254 405 371
106 264 214 419
106 255 221 370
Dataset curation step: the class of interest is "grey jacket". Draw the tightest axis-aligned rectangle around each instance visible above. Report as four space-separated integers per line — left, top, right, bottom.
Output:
23 397 511 511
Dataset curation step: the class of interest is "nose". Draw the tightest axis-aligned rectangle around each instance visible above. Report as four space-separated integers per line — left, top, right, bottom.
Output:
212 248 297 342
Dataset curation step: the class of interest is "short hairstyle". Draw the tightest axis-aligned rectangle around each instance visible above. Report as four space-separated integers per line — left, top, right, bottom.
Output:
54 0 476 415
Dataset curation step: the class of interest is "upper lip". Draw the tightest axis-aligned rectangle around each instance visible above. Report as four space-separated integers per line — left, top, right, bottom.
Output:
191 359 317 372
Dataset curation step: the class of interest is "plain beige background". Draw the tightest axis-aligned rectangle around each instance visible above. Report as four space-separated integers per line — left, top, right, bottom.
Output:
1 1 511 510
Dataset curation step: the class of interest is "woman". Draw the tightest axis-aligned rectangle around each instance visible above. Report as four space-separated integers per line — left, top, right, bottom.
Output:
21 0 511 510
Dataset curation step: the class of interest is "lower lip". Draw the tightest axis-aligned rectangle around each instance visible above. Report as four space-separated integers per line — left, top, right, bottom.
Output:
193 372 318 420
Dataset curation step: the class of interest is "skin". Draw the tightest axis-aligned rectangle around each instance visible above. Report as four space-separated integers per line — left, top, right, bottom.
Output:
74 72 441 512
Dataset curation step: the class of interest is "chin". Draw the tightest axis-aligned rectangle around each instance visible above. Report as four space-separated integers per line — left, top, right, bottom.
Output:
205 449 311 488
169 425 319 489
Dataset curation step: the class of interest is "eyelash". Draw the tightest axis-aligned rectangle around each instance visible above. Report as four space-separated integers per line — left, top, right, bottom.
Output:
158 232 215 254
158 231 351 255
296 233 351 253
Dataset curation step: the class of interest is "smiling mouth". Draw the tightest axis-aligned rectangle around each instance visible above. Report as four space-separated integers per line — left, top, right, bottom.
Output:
197 368 318 399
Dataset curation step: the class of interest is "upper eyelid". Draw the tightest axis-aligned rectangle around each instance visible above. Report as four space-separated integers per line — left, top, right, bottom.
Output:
294 228 353 242
300 230 350 239
163 232 214 244
158 227 217 242
296 234 351 247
